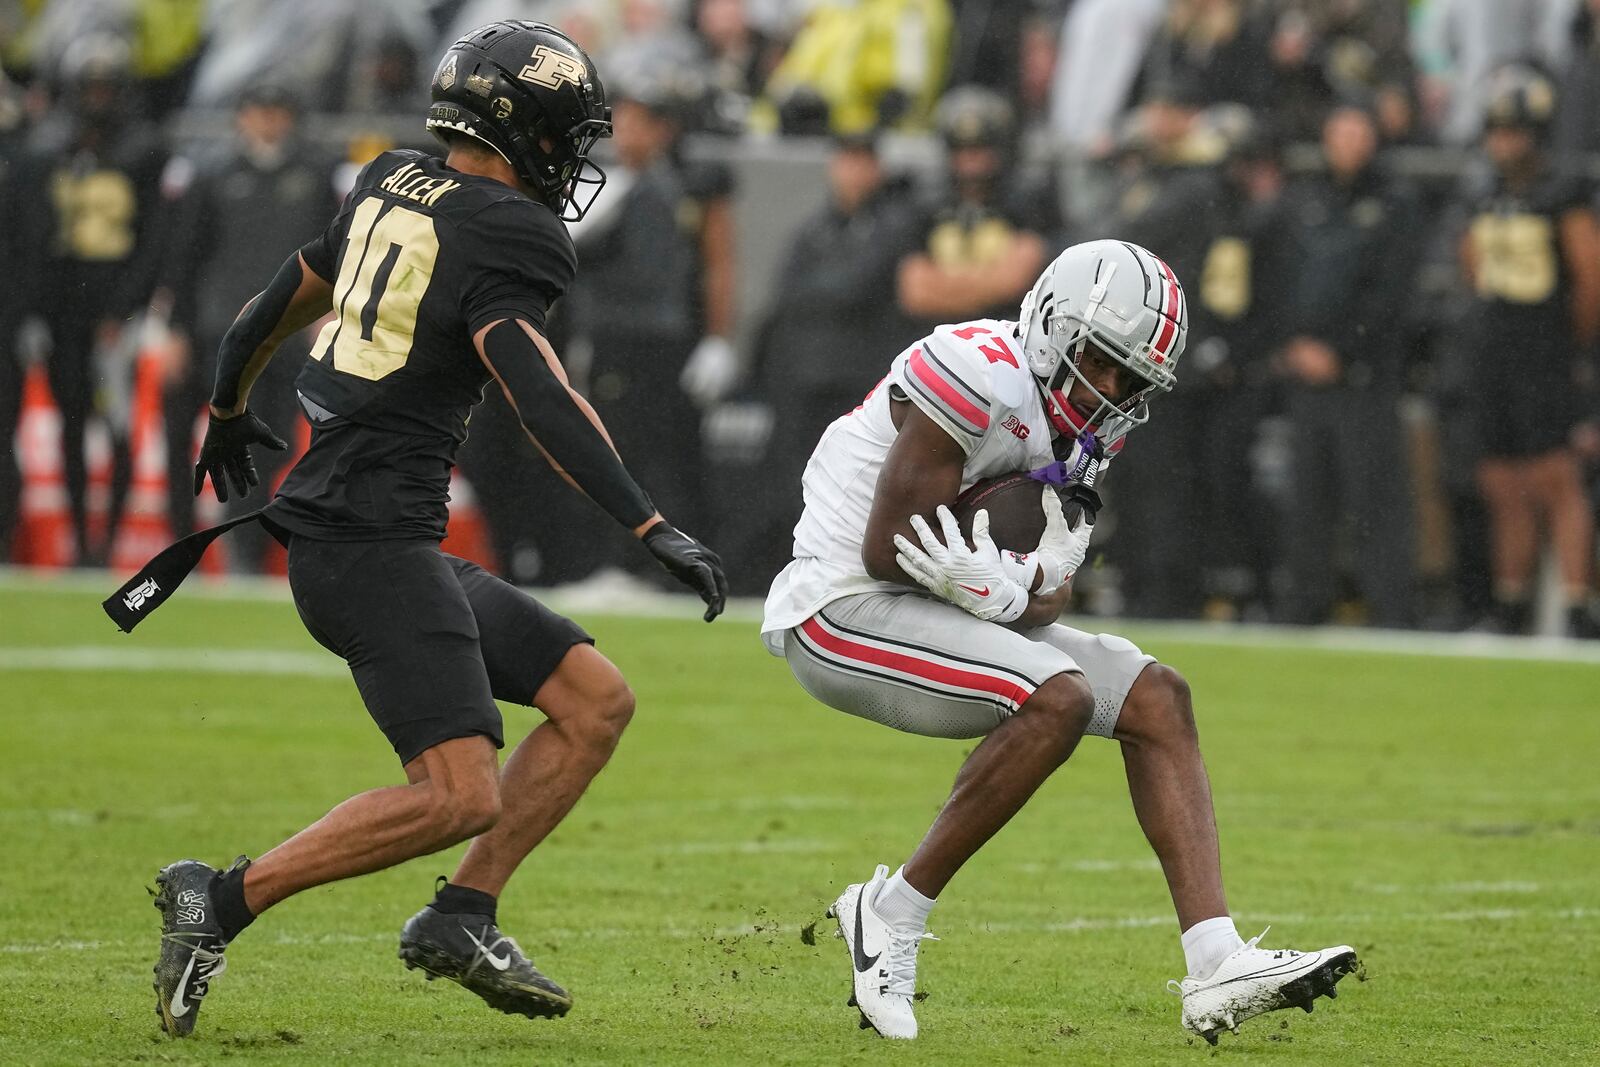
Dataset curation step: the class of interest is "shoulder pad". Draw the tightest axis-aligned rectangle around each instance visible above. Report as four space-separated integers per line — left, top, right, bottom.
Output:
931 320 1032 403
899 320 1031 443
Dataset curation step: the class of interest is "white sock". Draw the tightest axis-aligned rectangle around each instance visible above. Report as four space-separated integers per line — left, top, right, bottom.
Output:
872 866 936 930
1181 916 1244 980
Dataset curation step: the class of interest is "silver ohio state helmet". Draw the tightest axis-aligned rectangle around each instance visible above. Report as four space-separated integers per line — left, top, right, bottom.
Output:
1018 240 1186 447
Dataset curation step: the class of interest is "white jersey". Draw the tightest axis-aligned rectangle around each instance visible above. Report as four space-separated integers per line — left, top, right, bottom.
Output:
762 319 1067 654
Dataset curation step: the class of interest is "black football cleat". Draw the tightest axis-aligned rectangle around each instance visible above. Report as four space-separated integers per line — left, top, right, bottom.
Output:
151 858 238 1037
398 905 572 1019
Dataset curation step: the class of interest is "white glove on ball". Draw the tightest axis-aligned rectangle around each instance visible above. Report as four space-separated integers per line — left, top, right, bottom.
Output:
998 488 1094 595
893 505 1029 623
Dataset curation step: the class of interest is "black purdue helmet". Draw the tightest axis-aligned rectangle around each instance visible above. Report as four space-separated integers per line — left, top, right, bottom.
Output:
1482 63 1558 136
426 21 612 220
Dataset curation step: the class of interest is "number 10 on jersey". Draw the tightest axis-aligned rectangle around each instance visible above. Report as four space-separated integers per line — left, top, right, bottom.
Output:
312 198 442 381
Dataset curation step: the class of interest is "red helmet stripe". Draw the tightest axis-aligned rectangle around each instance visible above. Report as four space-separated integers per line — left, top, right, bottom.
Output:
1150 255 1181 364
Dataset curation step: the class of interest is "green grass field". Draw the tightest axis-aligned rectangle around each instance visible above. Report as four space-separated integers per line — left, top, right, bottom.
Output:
2 576 1598 1064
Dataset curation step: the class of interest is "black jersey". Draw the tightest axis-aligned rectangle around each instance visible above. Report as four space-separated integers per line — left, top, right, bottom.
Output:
265 150 577 542
1464 165 1592 345
1459 164 1594 454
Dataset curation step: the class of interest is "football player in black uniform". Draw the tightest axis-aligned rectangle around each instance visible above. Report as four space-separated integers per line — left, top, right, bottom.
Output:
134 22 728 1035
1459 65 1600 637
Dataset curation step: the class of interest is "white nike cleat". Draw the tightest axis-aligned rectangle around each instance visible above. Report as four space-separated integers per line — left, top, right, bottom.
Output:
825 864 937 1039
1169 928 1359 1045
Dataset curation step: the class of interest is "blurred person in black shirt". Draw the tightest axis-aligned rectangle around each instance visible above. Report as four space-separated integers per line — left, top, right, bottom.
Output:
1456 65 1600 636
1116 107 1295 619
897 86 1051 331
565 60 737 579
945 0 1030 103
1276 101 1423 627
1101 74 1223 243
1186 115 1296 617
1137 0 1274 112
9 36 169 565
163 86 339 568
690 0 779 134
750 130 922 583
1099 84 1214 618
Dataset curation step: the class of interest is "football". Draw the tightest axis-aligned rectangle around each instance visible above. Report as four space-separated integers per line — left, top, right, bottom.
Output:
950 473 1061 553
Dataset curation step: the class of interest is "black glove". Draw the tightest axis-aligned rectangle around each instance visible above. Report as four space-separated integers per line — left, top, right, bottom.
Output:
193 410 288 503
643 521 729 622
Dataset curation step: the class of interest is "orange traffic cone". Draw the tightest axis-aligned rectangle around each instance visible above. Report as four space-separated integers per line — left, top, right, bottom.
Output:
442 471 498 573
11 365 73 568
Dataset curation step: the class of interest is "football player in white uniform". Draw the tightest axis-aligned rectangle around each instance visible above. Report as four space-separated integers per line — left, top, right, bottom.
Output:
762 240 1358 1043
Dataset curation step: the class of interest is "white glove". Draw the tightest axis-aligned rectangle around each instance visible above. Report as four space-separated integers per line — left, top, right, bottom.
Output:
997 488 1094 595
893 505 1029 623
680 335 740 407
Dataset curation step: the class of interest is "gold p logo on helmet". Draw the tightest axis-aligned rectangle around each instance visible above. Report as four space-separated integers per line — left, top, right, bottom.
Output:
518 45 584 90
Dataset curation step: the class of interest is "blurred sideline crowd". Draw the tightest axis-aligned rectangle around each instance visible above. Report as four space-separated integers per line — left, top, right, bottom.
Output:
3 0 1600 638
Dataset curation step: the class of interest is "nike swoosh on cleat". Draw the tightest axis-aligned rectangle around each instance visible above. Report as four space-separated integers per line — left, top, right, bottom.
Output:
464 927 512 971
958 584 990 597
169 956 196 1017
851 887 881 973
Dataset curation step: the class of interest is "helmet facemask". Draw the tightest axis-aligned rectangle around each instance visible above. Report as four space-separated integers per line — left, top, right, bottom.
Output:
1040 330 1162 449
516 111 611 221
560 119 611 219
1029 273 1172 448
1019 242 1186 450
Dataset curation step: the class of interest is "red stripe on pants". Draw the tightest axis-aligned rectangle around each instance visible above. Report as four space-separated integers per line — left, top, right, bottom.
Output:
800 617 1033 708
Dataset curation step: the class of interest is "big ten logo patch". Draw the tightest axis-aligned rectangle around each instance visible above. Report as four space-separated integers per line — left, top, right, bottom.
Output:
1001 415 1030 441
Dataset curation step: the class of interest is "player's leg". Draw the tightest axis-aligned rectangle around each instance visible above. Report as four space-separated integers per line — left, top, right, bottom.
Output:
898 671 1093 897
448 645 633 895
434 556 629 895
1023 626 1227 927
1281 391 1340 623
787 593 1087 1038
397 557 625 1019
45 320 93 562
1034 624 1359 1043
1476 455 1540 631
151 538 508 1036
1342 394 1414 628
1528 449 1598 634
153 735 502 1036
243 735 502 913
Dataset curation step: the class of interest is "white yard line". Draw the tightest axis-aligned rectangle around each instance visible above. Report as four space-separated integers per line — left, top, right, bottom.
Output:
0 646 346 677
8 566 1600 665
4 906 1596 957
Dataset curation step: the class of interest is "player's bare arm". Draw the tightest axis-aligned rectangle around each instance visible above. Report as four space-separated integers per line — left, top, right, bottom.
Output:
896 232 1046 319
862 400 965 583
1559 206 1600 346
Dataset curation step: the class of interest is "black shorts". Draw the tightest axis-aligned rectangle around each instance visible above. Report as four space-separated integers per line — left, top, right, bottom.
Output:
285 536 593 764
